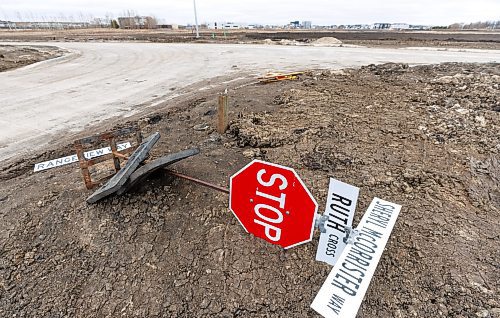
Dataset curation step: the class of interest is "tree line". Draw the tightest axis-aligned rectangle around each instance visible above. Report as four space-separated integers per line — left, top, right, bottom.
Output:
449 21 500 30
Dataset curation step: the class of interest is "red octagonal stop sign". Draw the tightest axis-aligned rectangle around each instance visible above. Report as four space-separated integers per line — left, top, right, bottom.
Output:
230 160 318 249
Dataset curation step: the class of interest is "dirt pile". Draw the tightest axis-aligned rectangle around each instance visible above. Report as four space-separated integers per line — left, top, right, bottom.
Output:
278 39 304 46
311 37 343 46
0 62 499 317
262 38 275 45
0 45 64 72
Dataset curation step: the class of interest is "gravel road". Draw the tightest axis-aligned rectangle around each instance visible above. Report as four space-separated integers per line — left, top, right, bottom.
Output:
0 42 498 162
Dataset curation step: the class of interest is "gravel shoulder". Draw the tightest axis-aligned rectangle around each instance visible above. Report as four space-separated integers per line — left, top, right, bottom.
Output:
0 62 499 317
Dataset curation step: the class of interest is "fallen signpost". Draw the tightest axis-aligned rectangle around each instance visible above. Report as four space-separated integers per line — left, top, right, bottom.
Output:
229 159 318 249
165 169 230 194
86 132 160 204
75 131 202 203
315 178 359 266
311 197 401 318
66 131 401 315
59 132 401 315
117 148 201 195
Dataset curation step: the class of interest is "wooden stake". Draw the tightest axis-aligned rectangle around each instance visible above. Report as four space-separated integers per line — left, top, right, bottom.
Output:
218 92 229 134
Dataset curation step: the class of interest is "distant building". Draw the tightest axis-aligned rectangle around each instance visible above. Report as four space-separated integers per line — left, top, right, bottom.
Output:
373 23 391 29
409 25 432 30
222 22 243 29
344 24 371 30
0 20 12 29
158 24 179 30
289 21 300 28
390 23 410 30
302 21 312 29
117 16 157 29
207 22 248 29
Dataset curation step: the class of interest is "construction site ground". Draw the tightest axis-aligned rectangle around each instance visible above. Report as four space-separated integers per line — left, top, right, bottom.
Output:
1 41 499 164
0 44 64 72
1 28 500 49
0 56 499 317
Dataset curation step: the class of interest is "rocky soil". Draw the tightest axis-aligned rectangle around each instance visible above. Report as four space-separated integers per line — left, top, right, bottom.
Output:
0 62 499 317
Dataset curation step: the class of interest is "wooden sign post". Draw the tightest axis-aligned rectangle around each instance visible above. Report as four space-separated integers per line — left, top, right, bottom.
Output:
218 91 229 134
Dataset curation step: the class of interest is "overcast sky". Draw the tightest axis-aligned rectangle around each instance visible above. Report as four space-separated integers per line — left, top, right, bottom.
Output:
0 0 499 25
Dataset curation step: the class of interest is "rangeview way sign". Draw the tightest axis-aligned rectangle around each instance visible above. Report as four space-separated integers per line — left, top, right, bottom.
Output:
229 160 318 249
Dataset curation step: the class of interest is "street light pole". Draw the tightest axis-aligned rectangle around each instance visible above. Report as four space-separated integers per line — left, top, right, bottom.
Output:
193 0 200 38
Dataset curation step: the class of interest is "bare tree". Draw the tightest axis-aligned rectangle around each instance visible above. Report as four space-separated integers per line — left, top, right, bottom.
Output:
455 20 500 30
449 23 463 30
91 17 103 28
145 16 157 29
104 12 113 25
15 11 23 21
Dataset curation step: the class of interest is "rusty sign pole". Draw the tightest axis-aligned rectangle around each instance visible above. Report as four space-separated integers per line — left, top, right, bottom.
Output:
165 169 230 194
218 90 229 134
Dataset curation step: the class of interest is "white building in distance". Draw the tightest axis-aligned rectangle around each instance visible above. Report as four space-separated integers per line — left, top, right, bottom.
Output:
207 22 249 29
390 23 410 30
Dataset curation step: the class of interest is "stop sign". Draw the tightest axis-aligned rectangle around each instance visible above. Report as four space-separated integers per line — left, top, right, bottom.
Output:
230 160 318 249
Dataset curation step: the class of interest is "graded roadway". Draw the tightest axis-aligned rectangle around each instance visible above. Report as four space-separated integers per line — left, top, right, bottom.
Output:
0 42 498 162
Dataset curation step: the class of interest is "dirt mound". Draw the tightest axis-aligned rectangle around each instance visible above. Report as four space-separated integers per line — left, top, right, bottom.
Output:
312 37 343 46
0 45 65 72
0 62 499 317
262 38 276 45
278 39 304 46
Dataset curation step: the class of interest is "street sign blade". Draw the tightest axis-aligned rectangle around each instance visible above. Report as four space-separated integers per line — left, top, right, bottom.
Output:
311 197 401 318
33 142 132 172
316 178 359 265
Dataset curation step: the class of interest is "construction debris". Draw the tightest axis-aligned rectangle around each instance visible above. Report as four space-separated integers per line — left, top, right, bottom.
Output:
258 71 304 83
86 132 160 204
116 148 200 195
74 125 143 189
83 131 202 203
311 37 343 47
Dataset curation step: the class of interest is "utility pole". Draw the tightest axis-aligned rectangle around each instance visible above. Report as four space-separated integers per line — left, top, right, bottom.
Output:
193 0 200 38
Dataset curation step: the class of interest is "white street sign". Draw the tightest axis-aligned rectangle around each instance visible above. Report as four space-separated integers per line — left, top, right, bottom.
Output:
311 198 401 318
316 178 359 266
33 142 132 172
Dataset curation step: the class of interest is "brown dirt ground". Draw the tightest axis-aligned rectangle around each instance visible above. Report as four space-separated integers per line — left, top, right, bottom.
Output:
1 29 499 49
0 44 64 72
0 62 499 317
